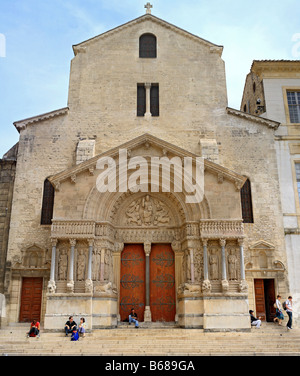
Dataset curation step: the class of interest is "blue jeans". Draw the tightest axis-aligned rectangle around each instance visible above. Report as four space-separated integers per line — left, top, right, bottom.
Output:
65 326 77 335
287 311 292 328
129 315 139 327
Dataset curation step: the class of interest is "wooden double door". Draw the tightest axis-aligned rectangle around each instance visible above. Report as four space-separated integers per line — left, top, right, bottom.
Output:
120 244 176 322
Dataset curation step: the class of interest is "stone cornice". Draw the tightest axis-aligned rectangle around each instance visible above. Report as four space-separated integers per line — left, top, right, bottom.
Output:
250 60 300 78
13 107 69 133
226 107 280 130
73 14 223 56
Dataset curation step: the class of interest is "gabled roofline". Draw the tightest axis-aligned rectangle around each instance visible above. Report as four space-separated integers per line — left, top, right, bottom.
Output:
49 133 246 190
72 14 223 56
226 107 280 130
13 107 69 133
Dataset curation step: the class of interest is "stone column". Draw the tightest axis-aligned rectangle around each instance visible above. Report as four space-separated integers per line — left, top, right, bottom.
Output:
171 236 183 323
145 83 152 118
144 241 152 322
189 248 195 283
113 242 124 322
48 238 57 293
100 247 106 282
220 238 229 291
85 239 94 293
238 238 248 292
201 238 211 293
67 239 76 293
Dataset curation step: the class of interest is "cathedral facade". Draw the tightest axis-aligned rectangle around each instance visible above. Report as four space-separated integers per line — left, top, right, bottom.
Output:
0 8 289 331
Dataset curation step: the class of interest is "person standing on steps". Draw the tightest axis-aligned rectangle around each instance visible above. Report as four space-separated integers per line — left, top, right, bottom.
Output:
285 296 293 330
274 295 284 326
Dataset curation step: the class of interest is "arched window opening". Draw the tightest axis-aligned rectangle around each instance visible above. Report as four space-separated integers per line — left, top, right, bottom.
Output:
139 33 157 58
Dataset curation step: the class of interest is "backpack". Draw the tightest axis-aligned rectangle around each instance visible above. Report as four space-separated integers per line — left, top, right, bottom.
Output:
282 301 287 310
71 330 79 341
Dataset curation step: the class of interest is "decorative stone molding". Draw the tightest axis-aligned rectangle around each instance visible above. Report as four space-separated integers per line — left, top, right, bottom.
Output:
199 220 244 239
51 220 95 239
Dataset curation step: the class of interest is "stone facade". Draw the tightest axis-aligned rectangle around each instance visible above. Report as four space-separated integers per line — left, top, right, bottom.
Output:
1 11 291 331
0 144 17 326
241 60 300 326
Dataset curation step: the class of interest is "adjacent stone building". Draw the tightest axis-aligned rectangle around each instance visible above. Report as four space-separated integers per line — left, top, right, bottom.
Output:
0 7 291 331
241 60 300 326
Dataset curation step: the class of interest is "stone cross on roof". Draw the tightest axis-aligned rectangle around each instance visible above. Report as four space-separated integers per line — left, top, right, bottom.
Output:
144 2 153 14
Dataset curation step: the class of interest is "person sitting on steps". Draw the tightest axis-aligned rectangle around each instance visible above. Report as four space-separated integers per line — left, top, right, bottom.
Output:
129 308 139 328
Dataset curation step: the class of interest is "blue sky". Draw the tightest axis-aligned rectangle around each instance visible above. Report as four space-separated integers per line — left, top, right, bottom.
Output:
0 0 299 157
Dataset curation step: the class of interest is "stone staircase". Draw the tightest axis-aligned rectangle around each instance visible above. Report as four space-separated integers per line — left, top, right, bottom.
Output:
0 322 299 356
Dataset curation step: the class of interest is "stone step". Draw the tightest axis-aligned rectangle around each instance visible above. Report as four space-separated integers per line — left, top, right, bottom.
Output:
1 323 299 356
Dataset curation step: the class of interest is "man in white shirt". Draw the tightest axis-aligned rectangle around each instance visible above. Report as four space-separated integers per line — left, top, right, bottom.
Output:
286 296 293 330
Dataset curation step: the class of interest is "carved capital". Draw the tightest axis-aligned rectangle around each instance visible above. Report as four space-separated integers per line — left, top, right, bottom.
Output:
238 238 245 247
114 242 124 253
202 238 208 247
88 239 95 247
69 239 76 247
144 241 152 256
51 238 58 247
219 238 226 247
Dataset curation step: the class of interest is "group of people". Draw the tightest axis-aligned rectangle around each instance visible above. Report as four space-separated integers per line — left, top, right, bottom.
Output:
64 316 86 340
250 295 294 330
26 298 294 338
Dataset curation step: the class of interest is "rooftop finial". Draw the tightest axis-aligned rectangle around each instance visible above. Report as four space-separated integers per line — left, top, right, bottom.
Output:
144 2 153 14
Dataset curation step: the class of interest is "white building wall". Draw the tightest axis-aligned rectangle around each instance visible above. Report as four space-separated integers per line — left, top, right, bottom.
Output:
263 77 300 326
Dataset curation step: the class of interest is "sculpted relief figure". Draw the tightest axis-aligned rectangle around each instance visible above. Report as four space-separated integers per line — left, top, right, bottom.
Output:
209 250 219 280
126 201 142 226
104 249 112 281
125 195 170 226
77 249 86 281
142 195 153 225
228 249 238 281
58 249 67 281
92 248 101 281
153 198 170 225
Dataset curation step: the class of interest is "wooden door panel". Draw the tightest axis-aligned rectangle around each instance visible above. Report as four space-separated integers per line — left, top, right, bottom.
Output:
19 277 43 322
265 279 276 322
120 244 145 322
254 279 266 321
150 244 176 322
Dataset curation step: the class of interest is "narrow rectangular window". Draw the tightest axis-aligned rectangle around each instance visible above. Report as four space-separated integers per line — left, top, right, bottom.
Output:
150 84 159 117
287 91 300 123
137 84 146 116
240 178 254 223
296 163 300 203
41 179 55 225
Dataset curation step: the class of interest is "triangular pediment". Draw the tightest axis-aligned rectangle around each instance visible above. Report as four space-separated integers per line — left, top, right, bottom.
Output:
249 240 275 250
49 133 246 191
72 13 223 56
